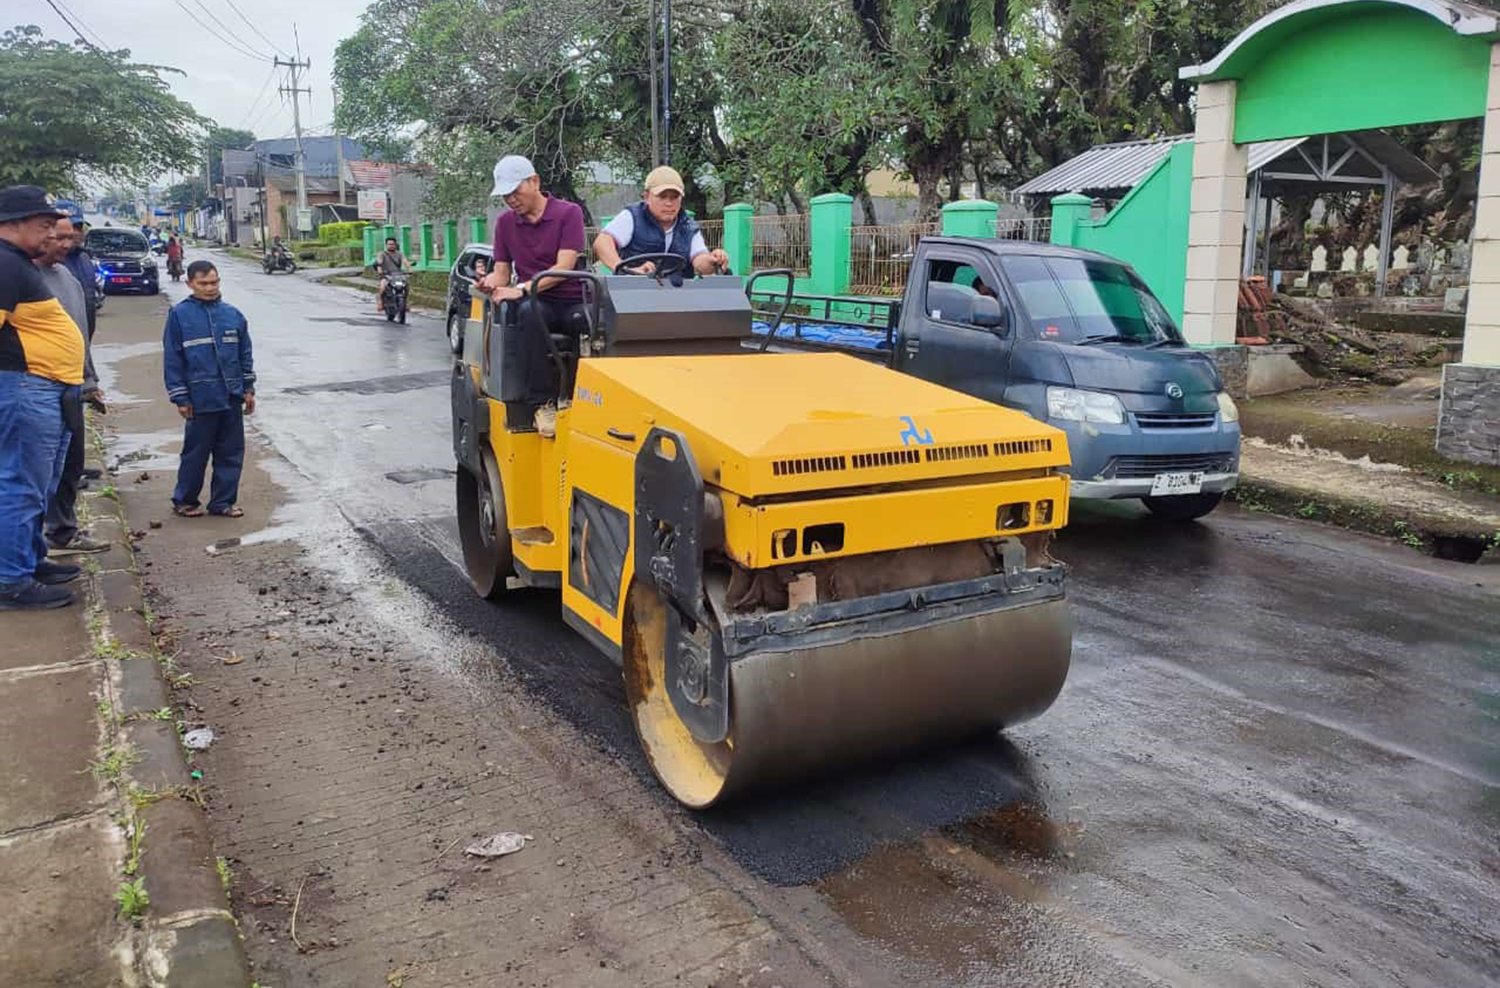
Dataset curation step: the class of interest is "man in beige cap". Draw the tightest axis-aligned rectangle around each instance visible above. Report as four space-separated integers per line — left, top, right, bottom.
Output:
593 166 729 278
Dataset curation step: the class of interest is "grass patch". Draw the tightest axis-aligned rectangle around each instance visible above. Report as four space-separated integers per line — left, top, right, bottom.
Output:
217 856 232 894
91 743 140 784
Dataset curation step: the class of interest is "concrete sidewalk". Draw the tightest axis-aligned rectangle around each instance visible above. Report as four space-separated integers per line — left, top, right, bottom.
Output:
0 297 250 986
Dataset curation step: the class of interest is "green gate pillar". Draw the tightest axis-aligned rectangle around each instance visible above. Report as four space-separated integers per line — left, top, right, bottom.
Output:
399 224 413 258
1049 194 1092 247
443 219 460 265
362 227 377 267
418 222 434 268
942 199 999 238
469 215 487 246
722 203 753 278
810 193 853 296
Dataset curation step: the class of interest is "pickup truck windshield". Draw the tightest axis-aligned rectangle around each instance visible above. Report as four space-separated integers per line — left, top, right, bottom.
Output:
86 230 149 254
1000 255 1183 345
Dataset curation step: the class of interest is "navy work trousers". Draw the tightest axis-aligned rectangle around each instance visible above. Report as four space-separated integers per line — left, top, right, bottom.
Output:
173 405 245 513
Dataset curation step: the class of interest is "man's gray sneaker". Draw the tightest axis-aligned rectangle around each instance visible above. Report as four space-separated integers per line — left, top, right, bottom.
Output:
0 580 74 610
46 534 111 555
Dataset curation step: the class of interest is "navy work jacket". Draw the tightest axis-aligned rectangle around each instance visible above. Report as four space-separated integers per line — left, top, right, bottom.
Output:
163 297 256 413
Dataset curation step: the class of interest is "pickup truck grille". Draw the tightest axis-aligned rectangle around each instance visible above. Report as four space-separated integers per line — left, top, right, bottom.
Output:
1105 453 1233 478
1134 412 1217 429
105 260 142 274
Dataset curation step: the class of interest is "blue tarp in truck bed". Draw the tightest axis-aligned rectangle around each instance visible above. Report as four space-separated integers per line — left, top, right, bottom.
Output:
750 320 891 351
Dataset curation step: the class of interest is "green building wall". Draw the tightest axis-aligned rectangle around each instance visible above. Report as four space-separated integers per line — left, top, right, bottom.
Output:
1050 142 1195 325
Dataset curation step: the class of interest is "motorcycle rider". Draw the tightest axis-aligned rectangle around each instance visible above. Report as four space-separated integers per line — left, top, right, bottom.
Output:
165 234 183 281
375 236 409 312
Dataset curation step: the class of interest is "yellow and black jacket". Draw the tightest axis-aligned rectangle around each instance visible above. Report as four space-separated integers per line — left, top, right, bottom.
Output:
0 238 85 385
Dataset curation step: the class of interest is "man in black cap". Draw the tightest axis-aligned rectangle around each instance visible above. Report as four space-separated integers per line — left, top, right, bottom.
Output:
0 185 86 610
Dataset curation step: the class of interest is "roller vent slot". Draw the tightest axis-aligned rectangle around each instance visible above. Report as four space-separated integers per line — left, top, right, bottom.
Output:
772 455 847 477
924 443 990 463
994 438 1053 456
852 449 921 470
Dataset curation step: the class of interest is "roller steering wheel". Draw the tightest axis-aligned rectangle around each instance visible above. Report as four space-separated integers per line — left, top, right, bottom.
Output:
613 252 689 280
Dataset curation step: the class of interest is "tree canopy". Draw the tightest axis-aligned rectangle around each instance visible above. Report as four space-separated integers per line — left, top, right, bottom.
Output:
0 26 206 192
328 0 1474 224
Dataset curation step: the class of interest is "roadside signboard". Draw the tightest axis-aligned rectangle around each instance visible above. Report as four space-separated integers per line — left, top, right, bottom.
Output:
357 190 389 222
297 207 314 233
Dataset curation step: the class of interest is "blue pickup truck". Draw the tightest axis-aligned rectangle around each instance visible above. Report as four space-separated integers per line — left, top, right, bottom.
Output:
755 237 1241 521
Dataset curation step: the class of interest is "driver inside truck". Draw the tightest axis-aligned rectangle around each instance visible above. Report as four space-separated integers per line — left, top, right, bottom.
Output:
592 166 730 278
476 155 589 438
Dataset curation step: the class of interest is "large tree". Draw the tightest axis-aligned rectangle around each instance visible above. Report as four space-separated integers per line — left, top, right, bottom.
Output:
0 26 205 191
204 127 257 186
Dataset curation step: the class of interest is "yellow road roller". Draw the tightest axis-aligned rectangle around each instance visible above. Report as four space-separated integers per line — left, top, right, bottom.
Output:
449 263 1073 807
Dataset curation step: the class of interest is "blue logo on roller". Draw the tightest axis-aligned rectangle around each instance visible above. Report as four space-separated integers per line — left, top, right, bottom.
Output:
899 415 933 446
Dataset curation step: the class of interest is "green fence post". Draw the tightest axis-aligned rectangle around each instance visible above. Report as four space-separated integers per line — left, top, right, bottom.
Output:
722 203 753 278
1049 194 1092 246
443 219 460 264
362 227 377 267
469 215 487 245
399 224 413 259
419 222 435 269
809 193 853 296
941 199 999 238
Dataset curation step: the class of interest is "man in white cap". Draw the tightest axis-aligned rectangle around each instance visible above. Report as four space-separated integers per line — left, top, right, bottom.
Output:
476 155 588 437
593 166 729 277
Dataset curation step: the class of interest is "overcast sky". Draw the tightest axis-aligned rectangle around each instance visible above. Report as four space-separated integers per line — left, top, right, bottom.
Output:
28 0 373 143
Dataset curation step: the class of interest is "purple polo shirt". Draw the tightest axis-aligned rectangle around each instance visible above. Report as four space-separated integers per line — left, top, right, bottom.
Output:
492 194 587 301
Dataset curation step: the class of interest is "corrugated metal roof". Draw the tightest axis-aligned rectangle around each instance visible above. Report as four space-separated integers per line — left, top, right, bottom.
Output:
1014 129 1437 197
1012 135 1192 197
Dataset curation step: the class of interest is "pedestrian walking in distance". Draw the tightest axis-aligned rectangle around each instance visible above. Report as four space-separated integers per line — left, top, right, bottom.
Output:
163 260 255 518
0 185 86 610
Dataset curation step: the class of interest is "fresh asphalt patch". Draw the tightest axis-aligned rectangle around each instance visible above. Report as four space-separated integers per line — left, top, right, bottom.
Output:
280 369 450 396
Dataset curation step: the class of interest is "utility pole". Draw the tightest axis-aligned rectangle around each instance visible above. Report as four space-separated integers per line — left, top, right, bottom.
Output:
276 50 312 228
333 84 347 206
661 0 672 165
648 0 659 167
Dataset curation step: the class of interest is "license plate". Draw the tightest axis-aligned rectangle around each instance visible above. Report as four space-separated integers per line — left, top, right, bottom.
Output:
1150 471 1204 496
111 276 131 283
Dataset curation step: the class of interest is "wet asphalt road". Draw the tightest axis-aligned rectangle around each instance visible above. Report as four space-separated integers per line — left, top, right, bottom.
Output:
137 250 1499 986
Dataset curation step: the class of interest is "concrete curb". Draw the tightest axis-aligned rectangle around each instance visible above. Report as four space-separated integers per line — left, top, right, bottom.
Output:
88 471 252 986
1231 470 1500 562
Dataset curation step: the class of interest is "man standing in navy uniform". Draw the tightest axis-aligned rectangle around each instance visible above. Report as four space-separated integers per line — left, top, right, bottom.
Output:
162 260 255 518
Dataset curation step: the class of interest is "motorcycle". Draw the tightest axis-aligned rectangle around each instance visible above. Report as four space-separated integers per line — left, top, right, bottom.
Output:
381 273 409 324
168 256 184 282
262 245 297 275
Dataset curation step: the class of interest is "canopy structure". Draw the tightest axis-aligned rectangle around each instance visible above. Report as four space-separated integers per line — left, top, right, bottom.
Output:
1017 129 1437 294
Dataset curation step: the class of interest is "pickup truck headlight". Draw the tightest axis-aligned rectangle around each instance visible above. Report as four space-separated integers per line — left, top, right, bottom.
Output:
1217 391 1239 423
1047 386 1125 425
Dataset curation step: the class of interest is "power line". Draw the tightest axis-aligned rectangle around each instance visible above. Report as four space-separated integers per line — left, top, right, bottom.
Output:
52 0 110 51
237 63 280 133
43 0 102 51
191 0 275 60
171 0 272 62
222 0 290 59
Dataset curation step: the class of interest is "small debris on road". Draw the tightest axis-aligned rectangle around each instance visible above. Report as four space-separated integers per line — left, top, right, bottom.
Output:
221 655 244 665
149 519 162 529
464 833 532 858
206 537 241 555
183 727 216 750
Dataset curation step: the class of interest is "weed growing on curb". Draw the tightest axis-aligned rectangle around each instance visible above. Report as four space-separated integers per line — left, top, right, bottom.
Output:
1391 520 1425 549
114 877 149 923
123 817 145 876
91 744 140 783
98 484 119 501
217 856 232 893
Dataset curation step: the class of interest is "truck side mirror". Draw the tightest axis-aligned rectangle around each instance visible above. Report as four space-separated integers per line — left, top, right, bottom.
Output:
970 295 1007 334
